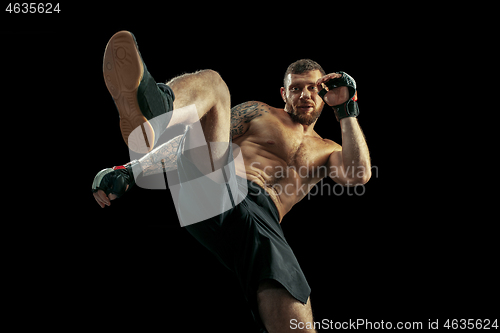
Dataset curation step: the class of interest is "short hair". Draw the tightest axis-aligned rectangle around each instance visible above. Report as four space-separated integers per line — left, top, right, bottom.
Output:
283 59 326 87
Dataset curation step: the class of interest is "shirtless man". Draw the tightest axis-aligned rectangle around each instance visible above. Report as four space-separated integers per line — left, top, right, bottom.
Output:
92 31 371 333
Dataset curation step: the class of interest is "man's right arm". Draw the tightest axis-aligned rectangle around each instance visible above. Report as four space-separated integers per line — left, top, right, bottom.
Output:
138 135 183 176
137 101 269 177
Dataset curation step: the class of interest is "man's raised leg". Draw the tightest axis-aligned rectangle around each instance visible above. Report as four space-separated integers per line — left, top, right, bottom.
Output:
98 30 233 206
166 69 232 175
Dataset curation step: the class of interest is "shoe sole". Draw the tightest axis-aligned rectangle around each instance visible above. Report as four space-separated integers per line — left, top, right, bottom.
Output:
103 31 155 153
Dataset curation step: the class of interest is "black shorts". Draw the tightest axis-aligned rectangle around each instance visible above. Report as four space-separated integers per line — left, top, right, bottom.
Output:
174 131 310 331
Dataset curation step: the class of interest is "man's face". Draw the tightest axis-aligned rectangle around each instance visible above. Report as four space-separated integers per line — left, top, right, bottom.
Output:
281 70 325 126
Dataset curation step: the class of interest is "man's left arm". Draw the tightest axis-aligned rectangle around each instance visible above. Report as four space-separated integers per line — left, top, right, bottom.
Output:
327 118 371 186
318 72 371 185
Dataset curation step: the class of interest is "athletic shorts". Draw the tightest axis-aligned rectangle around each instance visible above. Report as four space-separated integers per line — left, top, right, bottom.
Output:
174 129 311 332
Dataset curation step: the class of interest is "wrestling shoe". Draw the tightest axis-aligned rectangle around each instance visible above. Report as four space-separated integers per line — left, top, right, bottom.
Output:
103 31 175 153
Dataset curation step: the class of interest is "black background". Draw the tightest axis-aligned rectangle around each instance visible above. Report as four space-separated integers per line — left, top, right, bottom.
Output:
2 4 496 332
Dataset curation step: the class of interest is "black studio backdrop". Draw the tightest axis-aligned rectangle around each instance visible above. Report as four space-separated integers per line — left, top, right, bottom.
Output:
76 29 383 331
3 4 496 332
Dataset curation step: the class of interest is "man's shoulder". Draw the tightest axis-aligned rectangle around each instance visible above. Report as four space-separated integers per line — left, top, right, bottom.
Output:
231 101 276 115
230 101 278 138
230 101 280 125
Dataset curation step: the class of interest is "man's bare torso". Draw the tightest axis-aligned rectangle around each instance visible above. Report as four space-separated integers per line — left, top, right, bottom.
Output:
232 101 341 221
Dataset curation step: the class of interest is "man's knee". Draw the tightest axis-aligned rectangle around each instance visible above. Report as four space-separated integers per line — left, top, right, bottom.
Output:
169 69 228 110
257 280 315 333
202 69 230 106
198 69 222 82
257 279 285 295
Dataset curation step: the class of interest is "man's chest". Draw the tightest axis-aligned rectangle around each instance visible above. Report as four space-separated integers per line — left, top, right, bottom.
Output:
291 139 334 174
249 115 336 177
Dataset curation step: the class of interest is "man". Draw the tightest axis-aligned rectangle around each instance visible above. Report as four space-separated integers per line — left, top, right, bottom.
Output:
92 31 371 333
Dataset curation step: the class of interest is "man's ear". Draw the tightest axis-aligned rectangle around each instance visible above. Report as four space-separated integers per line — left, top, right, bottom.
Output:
280 87 286 103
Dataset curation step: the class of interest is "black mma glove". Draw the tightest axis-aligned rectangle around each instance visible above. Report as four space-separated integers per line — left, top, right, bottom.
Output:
319 71 359 122
91 160 140 198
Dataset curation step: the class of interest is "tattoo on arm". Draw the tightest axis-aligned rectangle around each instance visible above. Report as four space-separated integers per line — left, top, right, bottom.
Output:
230 101 269 138
139 135 182 176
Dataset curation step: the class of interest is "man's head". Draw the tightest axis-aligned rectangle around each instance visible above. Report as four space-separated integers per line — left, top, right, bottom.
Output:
281 59 326 126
